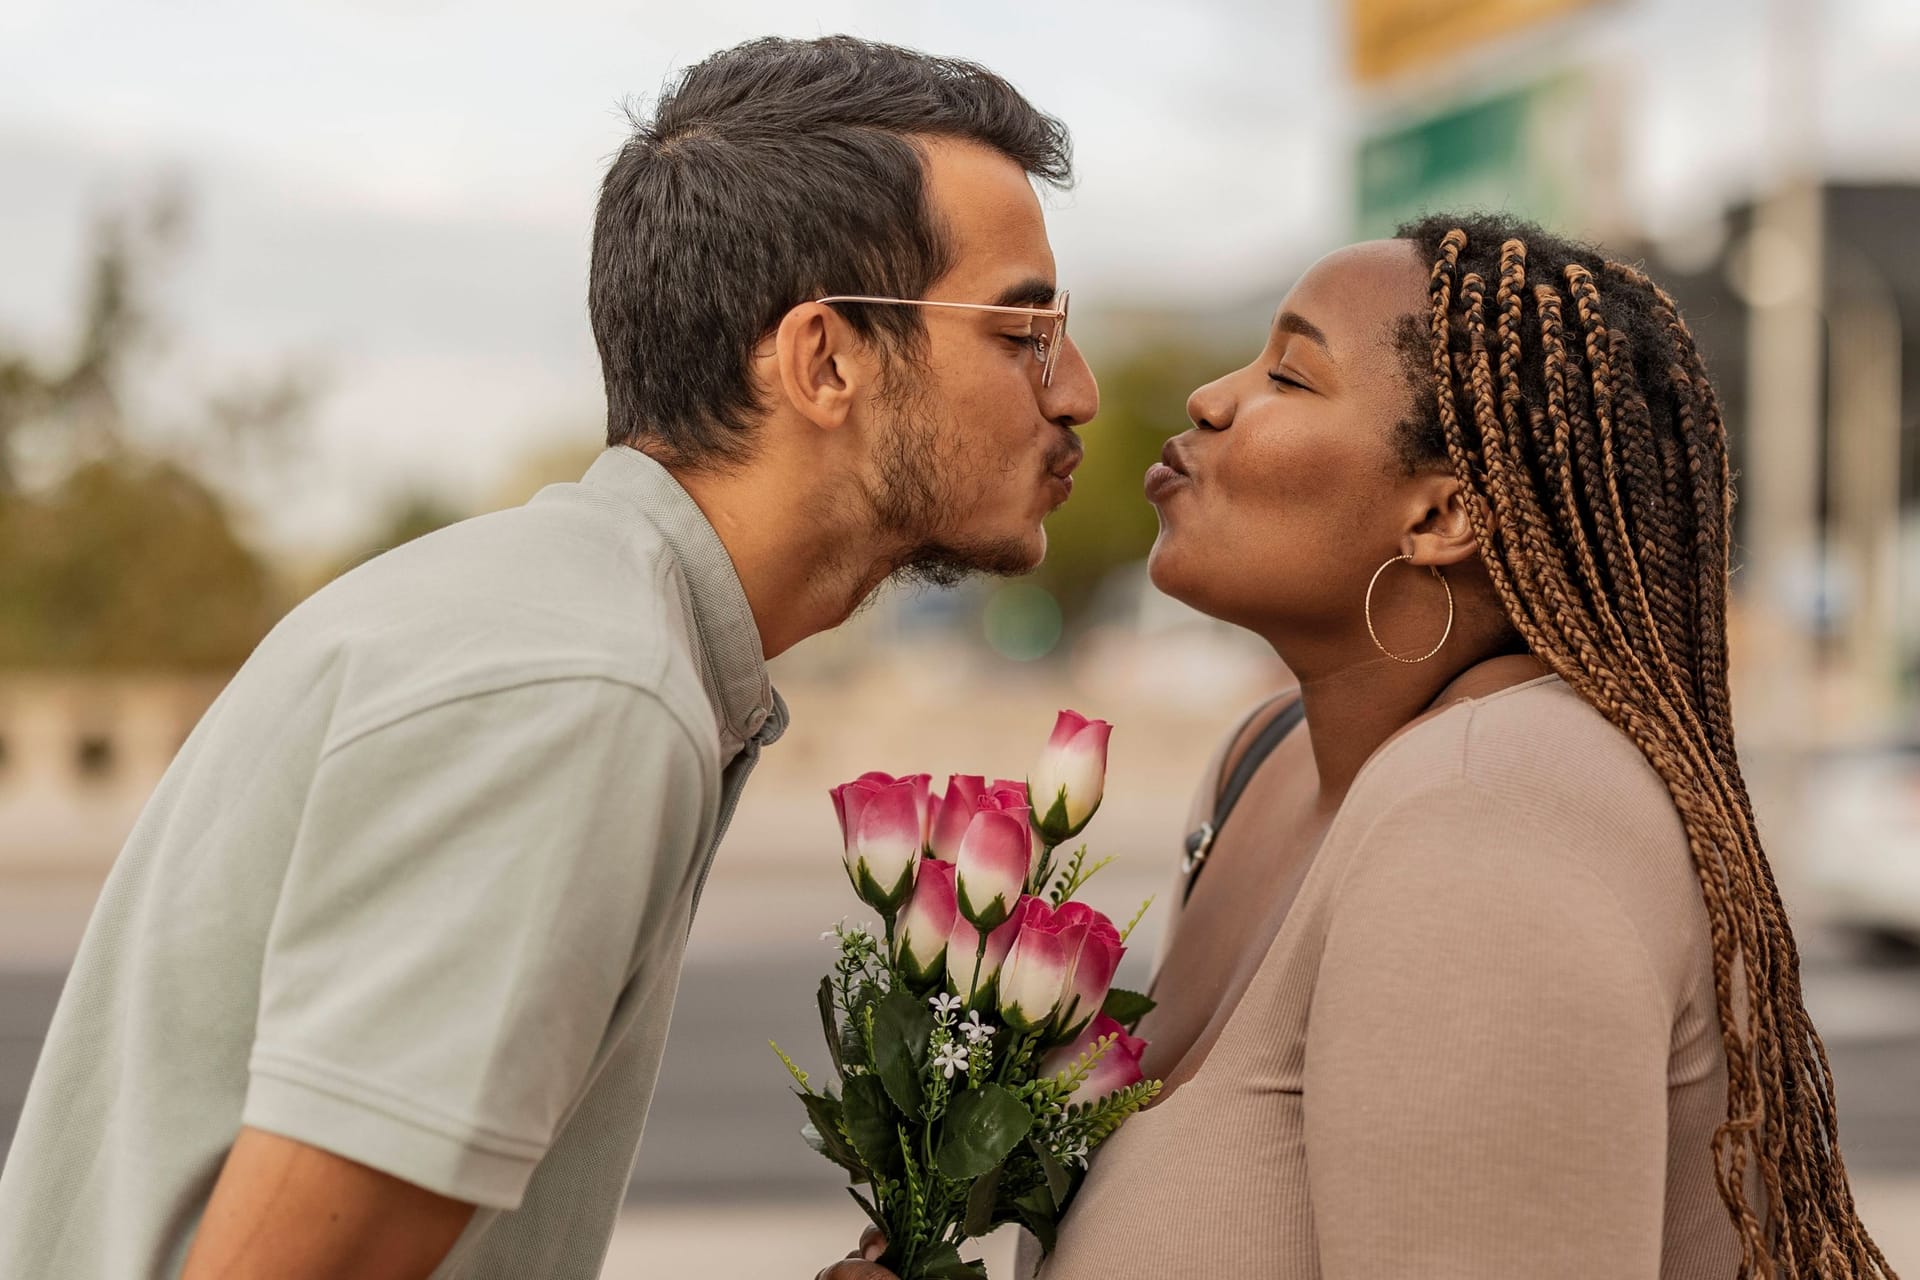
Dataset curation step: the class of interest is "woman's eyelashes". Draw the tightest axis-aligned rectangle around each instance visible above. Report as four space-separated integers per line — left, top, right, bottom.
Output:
1267 369 1307 391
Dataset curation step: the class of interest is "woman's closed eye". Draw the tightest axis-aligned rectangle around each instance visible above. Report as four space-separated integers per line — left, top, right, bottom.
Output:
1267 368 1309 391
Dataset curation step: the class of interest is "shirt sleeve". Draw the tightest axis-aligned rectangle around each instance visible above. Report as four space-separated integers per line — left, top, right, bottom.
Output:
1303 782 1674 1279
241 676 711 1209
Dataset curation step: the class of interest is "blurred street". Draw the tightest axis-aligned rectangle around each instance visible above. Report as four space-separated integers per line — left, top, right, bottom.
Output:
5 859 1919 1276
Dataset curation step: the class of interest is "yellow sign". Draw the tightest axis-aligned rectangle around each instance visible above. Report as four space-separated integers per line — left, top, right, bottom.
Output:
1349 0 1603 84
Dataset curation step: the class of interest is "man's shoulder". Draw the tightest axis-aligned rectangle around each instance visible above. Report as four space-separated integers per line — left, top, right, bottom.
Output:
240 501 721 758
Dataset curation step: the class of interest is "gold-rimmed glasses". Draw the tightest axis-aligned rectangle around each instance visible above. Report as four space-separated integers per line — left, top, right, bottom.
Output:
814 290 1071 387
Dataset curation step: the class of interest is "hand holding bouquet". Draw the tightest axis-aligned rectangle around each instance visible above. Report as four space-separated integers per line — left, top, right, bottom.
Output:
774 711 1161 1280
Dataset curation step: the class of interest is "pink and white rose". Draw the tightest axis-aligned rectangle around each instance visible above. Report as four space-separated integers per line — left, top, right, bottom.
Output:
929 776 1026 862
927 775 988 862
893 856 957 987
953 787 1033 931
1029 711 1112 845
829 771 931 915
947 905 1021 1007
995 898 1091 1034
1040 1013 1148 1104
1047 901 1126 1042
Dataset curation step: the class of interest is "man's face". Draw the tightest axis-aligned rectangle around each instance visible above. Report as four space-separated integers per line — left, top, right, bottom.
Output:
863 138 1099 585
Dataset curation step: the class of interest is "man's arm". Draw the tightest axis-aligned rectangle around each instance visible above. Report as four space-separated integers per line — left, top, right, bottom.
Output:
182 1127 475 1280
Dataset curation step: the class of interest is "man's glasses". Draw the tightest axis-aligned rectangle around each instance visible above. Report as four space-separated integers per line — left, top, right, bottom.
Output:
814 290 1071 387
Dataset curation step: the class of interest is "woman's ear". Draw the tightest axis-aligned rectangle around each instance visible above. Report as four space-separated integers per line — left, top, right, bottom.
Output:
1401 472 1483 568
761 302 868 433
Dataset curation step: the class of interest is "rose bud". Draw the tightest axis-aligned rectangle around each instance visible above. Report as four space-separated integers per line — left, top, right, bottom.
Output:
996 898 1092 1035
947 902 1022 1007
829 772 932 916
893 857 957 988
931 777 1033 864
928 775 987 862
954 788 1033 931
1040 1013 1148 1105
1029 711 1113 845
1048 902 1126 1043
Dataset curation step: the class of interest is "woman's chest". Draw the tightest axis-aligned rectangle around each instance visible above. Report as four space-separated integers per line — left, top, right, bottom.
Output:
1138 768 1328 1087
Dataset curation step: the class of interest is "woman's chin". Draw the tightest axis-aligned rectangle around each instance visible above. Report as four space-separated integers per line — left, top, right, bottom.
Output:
1145 537 1195 605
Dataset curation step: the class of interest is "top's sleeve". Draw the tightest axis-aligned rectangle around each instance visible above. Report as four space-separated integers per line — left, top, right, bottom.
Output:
241 676 710 1209
1302 782 1674 1279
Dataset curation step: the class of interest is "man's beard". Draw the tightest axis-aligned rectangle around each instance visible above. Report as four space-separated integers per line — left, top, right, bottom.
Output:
865 382 1041 590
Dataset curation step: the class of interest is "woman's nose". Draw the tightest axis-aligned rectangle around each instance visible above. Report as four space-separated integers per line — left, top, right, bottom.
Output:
1186 377 1235 432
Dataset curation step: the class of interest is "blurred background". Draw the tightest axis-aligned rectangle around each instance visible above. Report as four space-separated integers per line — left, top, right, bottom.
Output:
2 0 1918 1273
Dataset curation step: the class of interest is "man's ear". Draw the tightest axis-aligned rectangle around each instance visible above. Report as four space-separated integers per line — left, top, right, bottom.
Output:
1401 471 1484 568
763 302 868 433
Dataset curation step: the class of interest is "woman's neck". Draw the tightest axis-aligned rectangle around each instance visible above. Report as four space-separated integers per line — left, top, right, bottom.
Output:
1291 649 1550 811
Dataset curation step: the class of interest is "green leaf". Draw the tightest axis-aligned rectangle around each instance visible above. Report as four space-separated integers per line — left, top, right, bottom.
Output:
1100 987 1156 1031
846 1185 889 1240
842 983 879 1070
871 988 934 1118
797 1092 865 1179
963 1160 1004 1237
1028 1136 1071 1206
935 1083 1033 1180
841 1075 902 1179
818 976 844 1076
916 1243 988 1280
1014 1186 1058 1254
1040 790 1072 842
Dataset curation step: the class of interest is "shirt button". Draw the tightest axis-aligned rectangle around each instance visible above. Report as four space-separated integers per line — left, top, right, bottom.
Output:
744 707 769 736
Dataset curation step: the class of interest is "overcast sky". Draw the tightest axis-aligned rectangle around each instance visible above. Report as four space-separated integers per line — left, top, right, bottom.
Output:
2 0 1917 554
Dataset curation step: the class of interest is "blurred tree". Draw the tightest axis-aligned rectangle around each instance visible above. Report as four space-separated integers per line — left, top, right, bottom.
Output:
316 436 604 587
0 458 283 670
0 188 312 669
1031 342 1229 622
320 490 471 584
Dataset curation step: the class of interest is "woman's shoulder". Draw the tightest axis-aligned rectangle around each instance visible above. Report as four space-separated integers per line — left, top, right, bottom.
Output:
1353 674 1679 830
1188 687 1303 809
1337 675 1709 986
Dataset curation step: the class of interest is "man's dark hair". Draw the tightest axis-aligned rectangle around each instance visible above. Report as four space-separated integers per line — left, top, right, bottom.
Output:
589 36 1072 466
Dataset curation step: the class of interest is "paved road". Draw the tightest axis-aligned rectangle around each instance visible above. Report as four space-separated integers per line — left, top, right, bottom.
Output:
5 933 1918 1201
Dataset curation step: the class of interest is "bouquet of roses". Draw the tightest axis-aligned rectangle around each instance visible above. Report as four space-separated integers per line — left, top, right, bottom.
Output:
771 710 1161 1280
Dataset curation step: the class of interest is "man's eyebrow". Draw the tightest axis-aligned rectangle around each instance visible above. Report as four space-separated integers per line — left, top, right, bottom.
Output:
993 278 1057 308
1274 310 1332 353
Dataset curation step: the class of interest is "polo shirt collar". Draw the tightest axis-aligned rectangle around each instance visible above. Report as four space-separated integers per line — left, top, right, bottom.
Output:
581 446 786 751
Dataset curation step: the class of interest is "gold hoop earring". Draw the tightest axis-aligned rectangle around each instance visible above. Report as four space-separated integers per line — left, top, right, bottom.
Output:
1365 555 1454 664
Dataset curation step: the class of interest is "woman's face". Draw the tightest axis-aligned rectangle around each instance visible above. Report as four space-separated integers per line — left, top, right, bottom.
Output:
1145 239 1442 638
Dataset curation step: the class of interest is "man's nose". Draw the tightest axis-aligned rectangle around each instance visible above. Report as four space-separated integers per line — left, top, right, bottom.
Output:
1044 336 1099 429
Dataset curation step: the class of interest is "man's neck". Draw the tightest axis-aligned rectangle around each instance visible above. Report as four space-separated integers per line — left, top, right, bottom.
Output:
668 455 894 662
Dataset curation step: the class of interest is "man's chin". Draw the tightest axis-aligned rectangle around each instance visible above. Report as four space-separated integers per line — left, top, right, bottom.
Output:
891 530 1041 588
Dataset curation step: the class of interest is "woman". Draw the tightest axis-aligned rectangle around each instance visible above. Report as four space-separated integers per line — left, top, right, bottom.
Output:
826 214 1895 1280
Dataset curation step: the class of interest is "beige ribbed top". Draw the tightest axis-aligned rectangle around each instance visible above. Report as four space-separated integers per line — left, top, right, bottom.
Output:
1028 675 1750 1280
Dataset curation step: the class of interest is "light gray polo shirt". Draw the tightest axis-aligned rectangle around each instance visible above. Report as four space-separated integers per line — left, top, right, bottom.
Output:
0 446 787 1278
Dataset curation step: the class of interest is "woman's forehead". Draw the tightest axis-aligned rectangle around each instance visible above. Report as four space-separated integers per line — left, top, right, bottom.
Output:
1272 240 1428 357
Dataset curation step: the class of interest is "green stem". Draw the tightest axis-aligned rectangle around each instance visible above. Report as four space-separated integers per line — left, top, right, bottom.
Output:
1033 840 1059 896
996 1032 1034 1086
969 931 989 1005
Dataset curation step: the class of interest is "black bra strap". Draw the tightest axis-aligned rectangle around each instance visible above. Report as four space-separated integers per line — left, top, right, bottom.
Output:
1181 695 1306 902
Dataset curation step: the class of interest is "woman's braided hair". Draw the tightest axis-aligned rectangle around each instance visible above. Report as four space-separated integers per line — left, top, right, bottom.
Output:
1397 212 1895 1279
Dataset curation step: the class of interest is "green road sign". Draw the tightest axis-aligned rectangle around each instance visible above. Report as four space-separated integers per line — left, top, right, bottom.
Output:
1356 71 1596 239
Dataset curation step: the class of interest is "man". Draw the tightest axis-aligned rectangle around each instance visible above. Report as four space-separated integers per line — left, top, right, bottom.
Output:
0 35 1096 1279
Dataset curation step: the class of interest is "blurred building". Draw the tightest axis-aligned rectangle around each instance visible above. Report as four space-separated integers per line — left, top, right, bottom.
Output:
0 672 223 876
1646 182 1919 727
